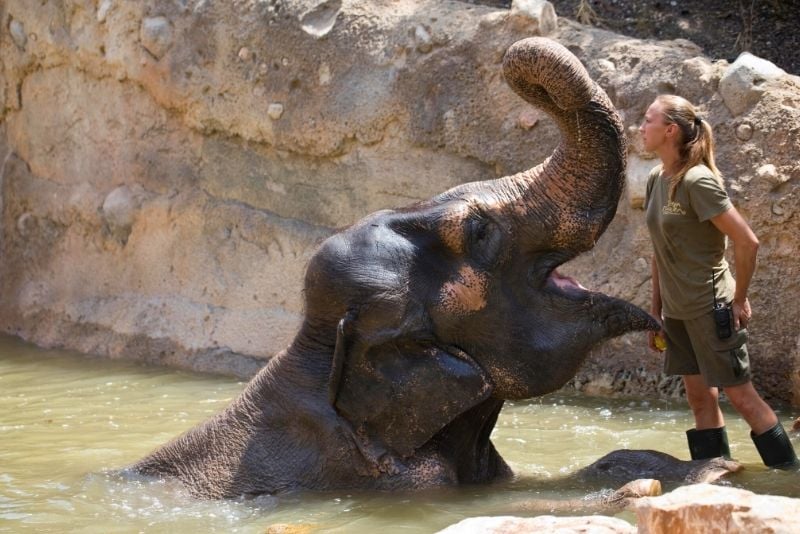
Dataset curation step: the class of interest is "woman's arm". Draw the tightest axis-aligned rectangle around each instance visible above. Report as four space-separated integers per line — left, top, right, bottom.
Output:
710 206 759 329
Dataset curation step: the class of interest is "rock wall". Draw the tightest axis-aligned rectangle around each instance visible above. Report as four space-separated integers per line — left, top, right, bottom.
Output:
1 1 799 403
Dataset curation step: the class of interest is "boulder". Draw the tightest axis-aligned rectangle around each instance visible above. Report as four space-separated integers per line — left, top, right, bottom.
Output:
140 16 173 60
9 18 27 51
509 0 557 35
719 52 787 116
635 483 800 533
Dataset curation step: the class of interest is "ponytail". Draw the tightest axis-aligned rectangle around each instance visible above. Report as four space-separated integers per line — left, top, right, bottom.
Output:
655 95 722 200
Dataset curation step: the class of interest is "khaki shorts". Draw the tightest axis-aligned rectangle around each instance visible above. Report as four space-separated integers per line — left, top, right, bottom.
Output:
662 310 751 387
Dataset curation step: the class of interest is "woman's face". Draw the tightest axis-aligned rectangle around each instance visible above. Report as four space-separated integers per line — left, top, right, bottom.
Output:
639 101 672 153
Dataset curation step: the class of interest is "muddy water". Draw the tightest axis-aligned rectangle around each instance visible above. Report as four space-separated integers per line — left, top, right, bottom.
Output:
1 334 798 533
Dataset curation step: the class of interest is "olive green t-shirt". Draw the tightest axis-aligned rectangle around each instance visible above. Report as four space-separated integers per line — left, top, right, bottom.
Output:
645 164 735 320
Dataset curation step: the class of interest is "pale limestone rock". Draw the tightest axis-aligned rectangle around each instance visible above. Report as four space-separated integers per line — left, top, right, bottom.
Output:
677 56 721 95
635 483 800 534
755 163 789 187
756 163 777 180
318 63 331 85
627 154 657 209
598 58 616 72
510 0 558 35
300 0 340 38
719 52 786 116
414 24 433 53
97 0 113 23
9 19 27 51
101 185 147 244
517 110 539 130
268 103 284 120
102 186 138 229
16 212 35 237
735 122 754 141
771 201 785 216
140 16 173 60
436 515 635 534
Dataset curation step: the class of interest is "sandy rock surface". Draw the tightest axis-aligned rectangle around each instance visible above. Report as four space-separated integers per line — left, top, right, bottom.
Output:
1 1 799 402
436 514 635 533
435 483 800 533
634 483 800 533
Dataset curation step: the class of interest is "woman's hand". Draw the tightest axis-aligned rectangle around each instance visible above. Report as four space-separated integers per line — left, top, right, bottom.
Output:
647 329 666 352
647 312 665 352
732 298 751 330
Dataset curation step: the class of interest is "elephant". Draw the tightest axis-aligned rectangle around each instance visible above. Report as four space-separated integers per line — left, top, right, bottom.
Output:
128 37 659 499
572 449 742 486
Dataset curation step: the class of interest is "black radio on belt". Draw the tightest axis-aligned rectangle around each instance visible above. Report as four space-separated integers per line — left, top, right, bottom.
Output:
711 272 733 340
713 301 732 339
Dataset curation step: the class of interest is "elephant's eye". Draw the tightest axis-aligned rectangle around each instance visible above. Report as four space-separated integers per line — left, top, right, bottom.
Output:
466 215 503 267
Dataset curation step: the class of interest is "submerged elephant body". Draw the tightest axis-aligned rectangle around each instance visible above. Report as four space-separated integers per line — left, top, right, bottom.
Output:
131 38 658 498
575 449 742 485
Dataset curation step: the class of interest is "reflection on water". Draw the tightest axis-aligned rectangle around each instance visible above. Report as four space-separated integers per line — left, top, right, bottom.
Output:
1 334 798 532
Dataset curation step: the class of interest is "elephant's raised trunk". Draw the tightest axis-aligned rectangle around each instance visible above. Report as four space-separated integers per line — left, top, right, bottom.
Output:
501 38 626 255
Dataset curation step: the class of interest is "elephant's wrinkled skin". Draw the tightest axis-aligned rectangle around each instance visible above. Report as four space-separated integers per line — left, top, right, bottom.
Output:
574 449 742 486
130 38 659 498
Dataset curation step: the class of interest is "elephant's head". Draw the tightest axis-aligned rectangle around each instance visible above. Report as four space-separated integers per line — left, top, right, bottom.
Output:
300 38 658 462
130 37 663 498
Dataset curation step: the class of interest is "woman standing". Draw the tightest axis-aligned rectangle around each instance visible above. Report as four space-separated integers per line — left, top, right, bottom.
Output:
641 94 796 468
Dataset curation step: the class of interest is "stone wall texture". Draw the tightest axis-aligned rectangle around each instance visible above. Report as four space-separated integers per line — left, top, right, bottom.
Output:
2 1 800 403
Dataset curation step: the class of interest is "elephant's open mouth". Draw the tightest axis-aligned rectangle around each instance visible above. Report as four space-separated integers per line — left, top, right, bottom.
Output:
549 269 587 292
545 266 659 333
543 266 591 300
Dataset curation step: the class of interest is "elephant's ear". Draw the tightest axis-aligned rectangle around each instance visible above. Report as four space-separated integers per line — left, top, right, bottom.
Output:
330 314 493 459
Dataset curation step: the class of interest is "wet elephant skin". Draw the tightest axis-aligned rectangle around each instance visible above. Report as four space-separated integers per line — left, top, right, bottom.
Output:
130 38 659 498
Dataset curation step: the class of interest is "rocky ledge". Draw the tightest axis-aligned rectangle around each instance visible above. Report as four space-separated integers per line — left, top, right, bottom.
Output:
438 483 800 533
1 1 800 403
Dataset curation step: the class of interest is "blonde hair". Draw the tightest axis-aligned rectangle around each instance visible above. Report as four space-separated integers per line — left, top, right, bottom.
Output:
655 94 722 200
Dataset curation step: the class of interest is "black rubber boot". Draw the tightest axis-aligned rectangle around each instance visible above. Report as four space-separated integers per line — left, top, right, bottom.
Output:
686 427 731 460
751 423 799 469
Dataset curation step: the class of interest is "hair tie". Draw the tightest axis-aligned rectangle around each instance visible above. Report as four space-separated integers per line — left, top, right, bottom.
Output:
694 116 703 125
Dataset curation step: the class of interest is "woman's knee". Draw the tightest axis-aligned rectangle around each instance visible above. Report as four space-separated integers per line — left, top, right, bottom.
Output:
684 376 718 409
687 389 719 412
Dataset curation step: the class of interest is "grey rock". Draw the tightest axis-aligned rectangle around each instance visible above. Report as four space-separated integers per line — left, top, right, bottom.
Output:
9 19 27 51
267 103 284 120
756 163 778 183
16 212 35 236
140 16 173 60
735 123 753 141
510 0 558 35
414 25 433 54
300 0 341 39
97 0 113 23
102 185 141 243
719 52 786 116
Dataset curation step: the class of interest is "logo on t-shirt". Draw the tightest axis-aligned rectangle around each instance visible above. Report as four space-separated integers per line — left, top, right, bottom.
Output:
663 200 686 216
